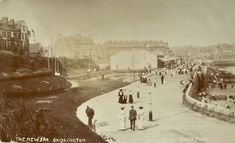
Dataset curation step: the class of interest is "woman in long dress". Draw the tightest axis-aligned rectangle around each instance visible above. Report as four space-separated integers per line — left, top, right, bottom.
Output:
138 106 145 130
118 107 126 131
118 89 124 103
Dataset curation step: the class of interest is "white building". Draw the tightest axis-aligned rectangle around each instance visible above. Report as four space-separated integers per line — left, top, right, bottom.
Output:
110 50 158 71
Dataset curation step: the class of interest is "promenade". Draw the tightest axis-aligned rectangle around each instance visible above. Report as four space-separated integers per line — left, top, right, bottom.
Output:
76 73 235 143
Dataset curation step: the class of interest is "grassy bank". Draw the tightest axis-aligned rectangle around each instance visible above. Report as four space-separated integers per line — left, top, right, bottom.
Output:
1 78 130 143
0 75 71 96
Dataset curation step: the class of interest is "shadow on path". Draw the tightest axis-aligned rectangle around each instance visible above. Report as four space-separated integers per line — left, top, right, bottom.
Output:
143 123 159 130
155 110 190 121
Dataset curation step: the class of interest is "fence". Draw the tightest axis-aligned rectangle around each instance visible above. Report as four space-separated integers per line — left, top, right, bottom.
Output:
182 70 235 123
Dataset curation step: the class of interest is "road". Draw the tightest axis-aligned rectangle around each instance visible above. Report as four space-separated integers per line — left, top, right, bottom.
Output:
76 73 235 143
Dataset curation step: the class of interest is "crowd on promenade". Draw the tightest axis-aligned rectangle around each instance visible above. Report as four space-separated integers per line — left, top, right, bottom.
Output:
83 61 201 132
116 62 200 131
84 67 175 131
115 67 181 131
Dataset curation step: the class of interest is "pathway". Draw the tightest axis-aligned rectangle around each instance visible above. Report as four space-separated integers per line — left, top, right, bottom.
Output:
76 73 235 143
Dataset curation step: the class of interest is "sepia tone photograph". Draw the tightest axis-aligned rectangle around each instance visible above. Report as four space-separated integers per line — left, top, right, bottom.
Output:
0 0 235 143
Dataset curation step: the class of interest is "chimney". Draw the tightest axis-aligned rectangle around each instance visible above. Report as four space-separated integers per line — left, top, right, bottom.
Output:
2 17 8 25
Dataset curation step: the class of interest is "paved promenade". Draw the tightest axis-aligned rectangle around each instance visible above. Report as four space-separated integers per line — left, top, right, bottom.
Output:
76 73 235 143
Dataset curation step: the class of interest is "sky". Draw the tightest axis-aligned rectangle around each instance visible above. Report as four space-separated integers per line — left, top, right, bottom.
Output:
0 0 235 47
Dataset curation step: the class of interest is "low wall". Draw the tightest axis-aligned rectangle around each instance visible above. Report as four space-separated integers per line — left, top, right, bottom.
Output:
183 71 235 123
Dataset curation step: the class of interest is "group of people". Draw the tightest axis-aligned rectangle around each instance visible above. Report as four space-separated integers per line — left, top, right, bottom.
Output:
217 80 227 90
211 76 234 90
118 89 134 104
85 105 145 132
140 74 149 83
140 70 168 86
118 105 145 131
209 71 235 90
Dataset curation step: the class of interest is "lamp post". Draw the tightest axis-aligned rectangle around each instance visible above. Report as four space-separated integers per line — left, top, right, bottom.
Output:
154 79 157 88
148 91 153 121
137 85 140 98
47 47 51 70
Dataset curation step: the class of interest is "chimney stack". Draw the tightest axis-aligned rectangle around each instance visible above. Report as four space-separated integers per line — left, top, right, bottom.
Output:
2 17 8 25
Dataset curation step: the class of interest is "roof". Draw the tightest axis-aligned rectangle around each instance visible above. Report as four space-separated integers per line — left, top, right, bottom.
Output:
0 18 26 31
0 25 19 32
158 57 176 62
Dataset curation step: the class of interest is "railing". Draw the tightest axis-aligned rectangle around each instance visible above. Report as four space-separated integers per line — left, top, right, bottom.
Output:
183 71 235 123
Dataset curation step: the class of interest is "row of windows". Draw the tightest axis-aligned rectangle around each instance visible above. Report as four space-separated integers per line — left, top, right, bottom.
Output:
0 30 27 40
0 39 27 48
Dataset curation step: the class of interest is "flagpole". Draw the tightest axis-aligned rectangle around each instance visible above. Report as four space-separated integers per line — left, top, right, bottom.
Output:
54 41 57 74
48 50 50 69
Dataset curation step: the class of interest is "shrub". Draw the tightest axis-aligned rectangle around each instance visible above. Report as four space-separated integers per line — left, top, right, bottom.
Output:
0 97 59 142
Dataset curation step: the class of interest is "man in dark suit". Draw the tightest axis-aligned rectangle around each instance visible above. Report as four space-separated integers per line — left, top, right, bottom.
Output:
85 106 95 128
129 106 137 131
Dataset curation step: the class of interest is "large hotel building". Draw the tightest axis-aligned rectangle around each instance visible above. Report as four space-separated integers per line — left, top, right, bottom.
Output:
53 34 170 63
0 17 30 56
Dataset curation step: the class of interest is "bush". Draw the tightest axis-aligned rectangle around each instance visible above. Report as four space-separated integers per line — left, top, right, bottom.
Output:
59 57 97 69
0 97 59 142
0 51 49 72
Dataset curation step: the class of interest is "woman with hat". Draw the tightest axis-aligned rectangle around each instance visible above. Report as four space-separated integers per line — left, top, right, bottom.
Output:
138 106 145 130
118 89 124 104
118 106 126 131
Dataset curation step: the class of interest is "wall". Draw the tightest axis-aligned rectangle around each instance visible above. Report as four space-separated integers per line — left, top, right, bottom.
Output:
183 70 235 124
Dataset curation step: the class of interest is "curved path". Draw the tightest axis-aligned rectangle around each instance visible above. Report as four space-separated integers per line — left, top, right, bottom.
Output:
76 74 235 143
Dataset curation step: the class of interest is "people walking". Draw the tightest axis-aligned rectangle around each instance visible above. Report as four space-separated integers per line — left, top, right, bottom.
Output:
138 106 145 130
129 106 137 131
118 89 124 104
118 107 126 131
85 105 95 129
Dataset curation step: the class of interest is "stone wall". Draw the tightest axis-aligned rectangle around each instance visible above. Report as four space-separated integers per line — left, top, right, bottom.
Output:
183 70 235 123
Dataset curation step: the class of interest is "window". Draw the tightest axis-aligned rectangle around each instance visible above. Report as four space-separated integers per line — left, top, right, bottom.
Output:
22 33 25 40
11 32 14 38
7 32 11 38
22 26 27 33
14 33 17 38
2 31 6 38
0 40 2 48
18 33 21 39
8 41 11 47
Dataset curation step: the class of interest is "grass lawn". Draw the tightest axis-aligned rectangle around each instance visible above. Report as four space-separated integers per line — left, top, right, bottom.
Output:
21 78 130 143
